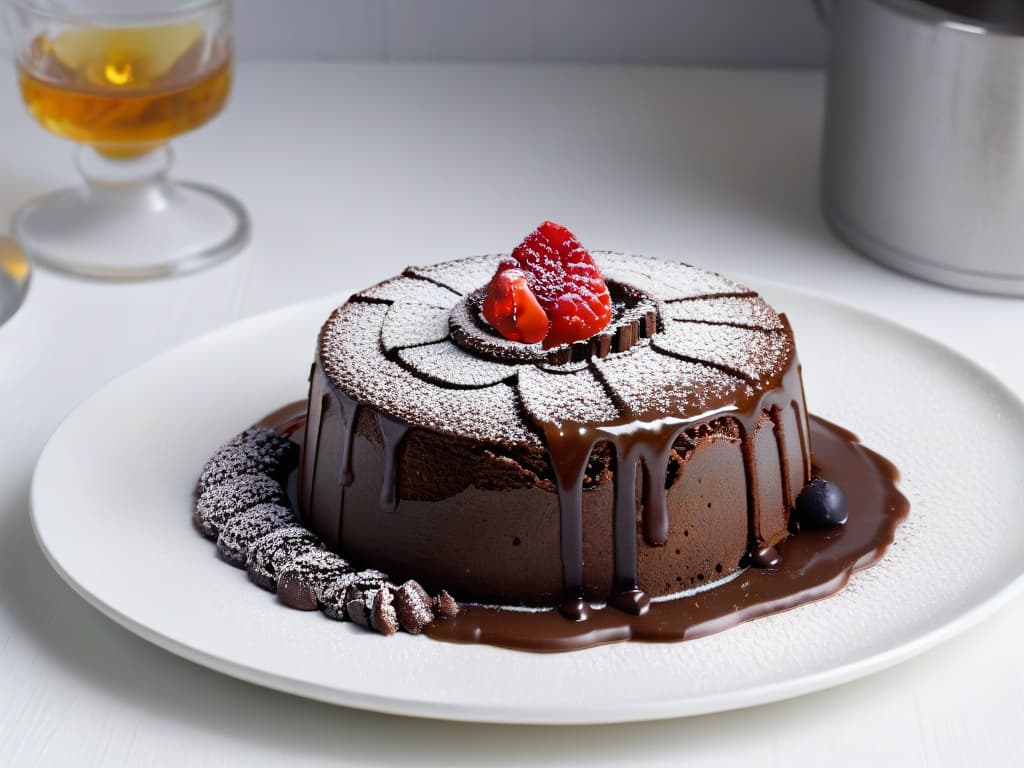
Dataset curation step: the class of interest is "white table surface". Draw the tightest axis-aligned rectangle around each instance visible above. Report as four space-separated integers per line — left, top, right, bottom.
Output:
0 61 1020 766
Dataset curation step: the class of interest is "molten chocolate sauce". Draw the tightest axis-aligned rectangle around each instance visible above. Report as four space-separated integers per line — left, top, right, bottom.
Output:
423 416 907 652
534 348 810 621
264 404 908 653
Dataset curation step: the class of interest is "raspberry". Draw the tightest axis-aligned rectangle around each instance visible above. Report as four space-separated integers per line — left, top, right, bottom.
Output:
481 266 549 344
483 222 612 348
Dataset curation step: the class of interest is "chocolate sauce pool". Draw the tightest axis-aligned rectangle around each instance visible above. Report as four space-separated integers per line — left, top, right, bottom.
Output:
263 405 908 653
427 416 906 651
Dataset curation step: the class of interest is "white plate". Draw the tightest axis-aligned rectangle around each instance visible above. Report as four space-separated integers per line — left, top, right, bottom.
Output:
30 285 1024 725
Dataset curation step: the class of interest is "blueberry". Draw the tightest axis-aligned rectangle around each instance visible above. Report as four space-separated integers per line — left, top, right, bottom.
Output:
795 478 848 529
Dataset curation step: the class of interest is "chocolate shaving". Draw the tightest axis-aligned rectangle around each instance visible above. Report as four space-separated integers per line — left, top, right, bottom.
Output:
434 590 460 620
370 585 400 635
394 580 435 634
432 593 460 622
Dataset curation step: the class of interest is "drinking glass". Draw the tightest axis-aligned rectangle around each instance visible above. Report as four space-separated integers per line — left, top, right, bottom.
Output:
5 0 248 280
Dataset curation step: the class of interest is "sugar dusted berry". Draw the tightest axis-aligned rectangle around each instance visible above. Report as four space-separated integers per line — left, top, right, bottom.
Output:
483 221 612 348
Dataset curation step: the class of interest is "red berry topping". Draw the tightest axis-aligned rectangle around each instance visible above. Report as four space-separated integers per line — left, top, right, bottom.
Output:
481 267 549 344
482 221 612 348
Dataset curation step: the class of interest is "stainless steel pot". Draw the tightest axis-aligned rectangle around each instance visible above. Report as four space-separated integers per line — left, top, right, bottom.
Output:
820 0 1024 295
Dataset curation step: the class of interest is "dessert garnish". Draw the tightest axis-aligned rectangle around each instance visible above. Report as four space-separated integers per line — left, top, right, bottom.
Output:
481 267 548 344
795 477 850 529
481 221 612 348
194 427 459 637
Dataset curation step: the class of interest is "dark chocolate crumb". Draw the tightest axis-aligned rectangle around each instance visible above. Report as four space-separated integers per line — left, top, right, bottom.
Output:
394 580 435 634
278 573 318 610
318 572 364 621
216 503 295 567
199 428 298 491
196 425 463 641
343 570 396 627
370 585 400 635
433 590 460 620
246 526 320 591
345 591 374 627
193 473 286 540
277 550 353 610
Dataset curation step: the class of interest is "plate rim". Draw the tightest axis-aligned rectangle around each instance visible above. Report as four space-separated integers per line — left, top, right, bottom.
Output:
29 282 1024 725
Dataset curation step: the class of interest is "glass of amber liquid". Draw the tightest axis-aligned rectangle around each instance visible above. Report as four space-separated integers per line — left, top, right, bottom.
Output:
6 0 247 280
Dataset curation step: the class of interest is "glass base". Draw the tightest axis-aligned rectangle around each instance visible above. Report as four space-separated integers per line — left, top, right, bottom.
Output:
0 237 31 327
12 146 249 281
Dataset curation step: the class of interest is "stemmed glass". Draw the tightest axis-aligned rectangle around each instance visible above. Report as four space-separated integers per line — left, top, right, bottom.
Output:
5 0 248 280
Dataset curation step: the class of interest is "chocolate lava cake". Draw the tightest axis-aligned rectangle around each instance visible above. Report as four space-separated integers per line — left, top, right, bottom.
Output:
194 222 909 646
299 239 811 619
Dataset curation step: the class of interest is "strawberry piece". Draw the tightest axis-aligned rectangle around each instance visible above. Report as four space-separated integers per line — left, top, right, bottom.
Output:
506 221 612 348
481 267 549 344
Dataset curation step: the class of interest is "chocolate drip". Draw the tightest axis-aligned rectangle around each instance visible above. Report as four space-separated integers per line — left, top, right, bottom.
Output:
612 445 640 592
540 410 743 617
337 391 359 487
304 393 331 526
793 395 812 475
297 369 323 515
610 588 651 616
376 414 410 512
540 422 597 620
739 429 762 556
639 442 675 547
269 403 906 652
531 356 811 618
783 318 812 474
770 405 793 511
424 416 909 652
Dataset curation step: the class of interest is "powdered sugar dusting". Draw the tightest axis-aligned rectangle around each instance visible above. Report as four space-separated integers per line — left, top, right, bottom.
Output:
406 254 504 294
593 346 746 421
245 525 321 590
357 275 461 308
593 251 751 300
320 253 794 444
662 296 783 330
216 503 295 567
321 302 539 445
193 473 287 540
199 427 298 491
398 340 520 387
277 549 355 609
381 302 451 352
518 365 623 427
652 324 793 383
